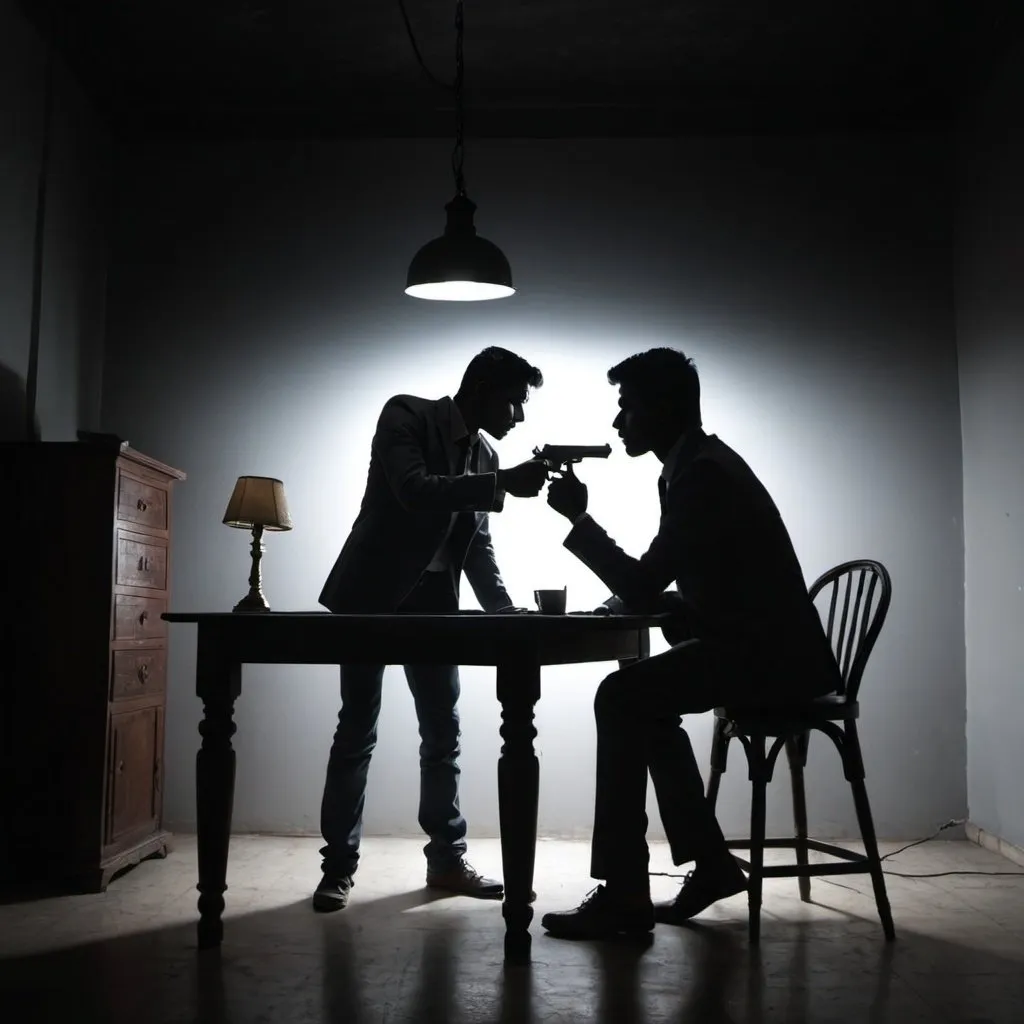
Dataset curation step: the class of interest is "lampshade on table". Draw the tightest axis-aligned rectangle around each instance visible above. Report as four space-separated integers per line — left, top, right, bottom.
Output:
222 475 292 532
222 476 292 612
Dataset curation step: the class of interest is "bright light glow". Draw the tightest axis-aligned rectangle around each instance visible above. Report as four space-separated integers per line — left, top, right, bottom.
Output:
405 281 516 301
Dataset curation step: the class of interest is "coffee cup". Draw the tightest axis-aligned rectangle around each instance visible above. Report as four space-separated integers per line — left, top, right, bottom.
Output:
534 587 567 615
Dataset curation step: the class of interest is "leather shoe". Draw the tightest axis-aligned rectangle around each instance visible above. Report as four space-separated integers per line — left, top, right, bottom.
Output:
653 863 747 925
312 873 354 912
542 885 655 940
426 859 504 899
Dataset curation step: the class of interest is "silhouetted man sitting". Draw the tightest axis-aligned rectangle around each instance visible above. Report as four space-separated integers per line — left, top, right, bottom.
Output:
314 347 549 912
541 347 842 939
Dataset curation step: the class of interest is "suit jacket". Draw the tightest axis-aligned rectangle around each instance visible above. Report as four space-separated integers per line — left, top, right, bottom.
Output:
319 395 513 614
565 429 842 700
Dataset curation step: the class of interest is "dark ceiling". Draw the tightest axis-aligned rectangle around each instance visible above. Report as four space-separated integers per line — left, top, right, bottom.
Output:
19 0 1024 137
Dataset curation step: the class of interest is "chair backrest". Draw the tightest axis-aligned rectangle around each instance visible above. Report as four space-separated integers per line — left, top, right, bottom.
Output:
809 560 891 701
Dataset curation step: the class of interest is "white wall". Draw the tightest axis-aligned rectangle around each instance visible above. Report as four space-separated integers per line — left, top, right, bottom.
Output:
956 35 1024 851
101 134 966 844
0 0 109 441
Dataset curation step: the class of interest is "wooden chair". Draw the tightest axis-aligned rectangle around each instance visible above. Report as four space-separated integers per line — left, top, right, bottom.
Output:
706 559 896 943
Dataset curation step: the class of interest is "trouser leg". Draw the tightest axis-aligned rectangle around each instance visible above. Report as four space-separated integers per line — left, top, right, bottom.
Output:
405 660 468 870
590 673 652 882
591 639 738 882
319 663 385 877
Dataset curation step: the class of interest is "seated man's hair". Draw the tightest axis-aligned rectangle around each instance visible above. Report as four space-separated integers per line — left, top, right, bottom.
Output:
608 348 701 428
461 346 544 402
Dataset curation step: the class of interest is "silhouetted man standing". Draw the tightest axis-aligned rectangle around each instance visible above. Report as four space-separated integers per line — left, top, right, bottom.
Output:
541 348 842 939
315 347 548 911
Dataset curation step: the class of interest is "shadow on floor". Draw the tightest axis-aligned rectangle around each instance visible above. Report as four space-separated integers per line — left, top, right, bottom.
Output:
1 884 1022 1023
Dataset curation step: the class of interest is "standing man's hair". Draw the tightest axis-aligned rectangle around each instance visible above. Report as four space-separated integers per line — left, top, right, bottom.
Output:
460 346 544 401
607 348 701 428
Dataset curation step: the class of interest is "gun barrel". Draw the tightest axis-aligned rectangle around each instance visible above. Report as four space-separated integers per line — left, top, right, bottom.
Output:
533 443 612 462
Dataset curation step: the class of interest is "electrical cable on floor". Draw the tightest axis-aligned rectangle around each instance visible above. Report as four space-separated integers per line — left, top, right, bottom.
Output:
816 818 1024 886
650 818 1024 883
875 818 1024 878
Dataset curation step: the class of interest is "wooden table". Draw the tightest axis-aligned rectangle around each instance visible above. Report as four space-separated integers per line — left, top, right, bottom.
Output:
163 610 659 963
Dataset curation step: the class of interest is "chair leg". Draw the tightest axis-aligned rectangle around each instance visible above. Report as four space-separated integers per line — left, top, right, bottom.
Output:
844 724 895 941
747 733 768 945
786 732 811 902
706 718 730 811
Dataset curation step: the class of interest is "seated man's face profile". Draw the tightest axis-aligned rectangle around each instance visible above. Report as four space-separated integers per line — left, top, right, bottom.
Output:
612 384 661 458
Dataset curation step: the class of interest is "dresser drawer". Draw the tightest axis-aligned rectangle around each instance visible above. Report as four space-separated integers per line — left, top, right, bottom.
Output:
113 595 167 641
116 531 168 590
117 473 168 531
111 648 167 700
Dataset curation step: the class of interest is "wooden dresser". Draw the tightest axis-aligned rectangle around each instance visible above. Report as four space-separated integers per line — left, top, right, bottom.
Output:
0 441 185 891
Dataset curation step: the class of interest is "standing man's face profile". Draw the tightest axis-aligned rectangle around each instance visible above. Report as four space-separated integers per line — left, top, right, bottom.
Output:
475 384 526 441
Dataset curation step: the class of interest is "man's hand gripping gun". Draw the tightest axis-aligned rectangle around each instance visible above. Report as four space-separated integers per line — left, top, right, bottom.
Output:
532 443 612 477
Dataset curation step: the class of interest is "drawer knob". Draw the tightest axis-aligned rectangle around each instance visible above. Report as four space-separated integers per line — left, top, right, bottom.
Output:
117 760 125 774
137 556 151 572
137 663 150 684
139 610 149 625
137 499 148 511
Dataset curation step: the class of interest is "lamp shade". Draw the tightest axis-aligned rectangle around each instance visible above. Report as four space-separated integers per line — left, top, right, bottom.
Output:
222 476 293 531
405 193 514 301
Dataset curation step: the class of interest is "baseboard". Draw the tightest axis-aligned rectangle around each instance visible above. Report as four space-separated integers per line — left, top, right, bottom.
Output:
965 822 1024 869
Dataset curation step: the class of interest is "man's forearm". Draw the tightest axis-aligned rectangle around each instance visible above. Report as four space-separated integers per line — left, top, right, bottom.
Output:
562 513 666 609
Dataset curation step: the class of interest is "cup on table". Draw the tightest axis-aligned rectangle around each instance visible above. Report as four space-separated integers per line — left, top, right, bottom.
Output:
534 587 567 615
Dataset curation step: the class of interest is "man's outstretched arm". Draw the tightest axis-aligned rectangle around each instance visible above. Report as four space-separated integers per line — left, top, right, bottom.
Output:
549 460 726 610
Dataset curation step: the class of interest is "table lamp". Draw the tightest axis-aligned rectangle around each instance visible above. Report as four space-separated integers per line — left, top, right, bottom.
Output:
222 475 293 612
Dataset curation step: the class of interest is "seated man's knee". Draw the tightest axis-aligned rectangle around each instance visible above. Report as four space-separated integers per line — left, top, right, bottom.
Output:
594 671 630 718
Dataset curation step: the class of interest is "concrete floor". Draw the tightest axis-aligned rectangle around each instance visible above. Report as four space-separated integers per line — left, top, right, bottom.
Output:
1 836 1023 1023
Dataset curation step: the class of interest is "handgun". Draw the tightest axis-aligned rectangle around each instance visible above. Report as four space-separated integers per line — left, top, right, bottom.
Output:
533 443 612 474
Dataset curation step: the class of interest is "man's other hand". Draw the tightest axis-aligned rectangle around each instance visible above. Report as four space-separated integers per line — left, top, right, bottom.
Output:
499 459 549 498
547 463 588 520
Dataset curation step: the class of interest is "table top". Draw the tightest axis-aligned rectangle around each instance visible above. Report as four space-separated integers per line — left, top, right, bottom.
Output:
162 610 664 668
164 610 664 629
163 610 660 619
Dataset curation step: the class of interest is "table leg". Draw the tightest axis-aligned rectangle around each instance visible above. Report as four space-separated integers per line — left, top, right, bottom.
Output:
496 659 541 964
618 626 651 669
194 637 241 950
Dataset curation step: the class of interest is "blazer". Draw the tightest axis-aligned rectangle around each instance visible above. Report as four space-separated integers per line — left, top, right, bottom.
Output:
565 429 843 700
319 394 513 614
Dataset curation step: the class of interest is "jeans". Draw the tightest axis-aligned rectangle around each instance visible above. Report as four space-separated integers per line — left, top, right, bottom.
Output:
319 572 467 877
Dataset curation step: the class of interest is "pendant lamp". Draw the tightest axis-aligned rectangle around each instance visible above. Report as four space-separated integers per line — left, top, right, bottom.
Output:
404 0 514 301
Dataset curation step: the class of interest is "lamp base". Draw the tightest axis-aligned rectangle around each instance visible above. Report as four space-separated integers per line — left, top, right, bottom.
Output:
232 591 271 613
231 523 272 613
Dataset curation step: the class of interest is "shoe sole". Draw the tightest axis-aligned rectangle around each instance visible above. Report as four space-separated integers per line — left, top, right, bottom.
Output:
542 924 655 942
653 884 747 925
425 882 505 900
425 884 540 903
312 894 350 912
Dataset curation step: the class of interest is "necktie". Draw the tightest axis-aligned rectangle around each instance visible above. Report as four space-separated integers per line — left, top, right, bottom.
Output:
658 476 667 516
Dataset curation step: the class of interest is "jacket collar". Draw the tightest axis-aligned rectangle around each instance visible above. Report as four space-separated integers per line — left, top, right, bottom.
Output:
660 427 708 484
436 396 477 442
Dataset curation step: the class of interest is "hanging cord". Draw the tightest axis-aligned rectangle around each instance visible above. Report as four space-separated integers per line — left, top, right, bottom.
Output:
451 0 465 195
397 0 467 196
